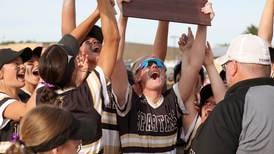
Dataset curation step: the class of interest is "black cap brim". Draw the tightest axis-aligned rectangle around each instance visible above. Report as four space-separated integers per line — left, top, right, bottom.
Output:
58 34 80 56
31 46 43 57
0 47 32 68
87 25 103 44
19 47 32 62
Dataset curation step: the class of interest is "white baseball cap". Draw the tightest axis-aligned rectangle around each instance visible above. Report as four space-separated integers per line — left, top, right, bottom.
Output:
216 34 271 66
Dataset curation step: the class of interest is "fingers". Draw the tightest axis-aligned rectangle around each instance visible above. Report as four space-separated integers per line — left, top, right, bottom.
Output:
116 0 131 7
201 2 212 13
187 27 194 41
116 0 131 14
179 34 188 46
110 0 115 7
206 41 212 50
178 28 194 50
201 2 215 20
76 53 88 68
178 33 190 50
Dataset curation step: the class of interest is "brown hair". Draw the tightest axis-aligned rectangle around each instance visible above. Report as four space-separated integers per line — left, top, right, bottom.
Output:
38 44 75 104
39 44 73 88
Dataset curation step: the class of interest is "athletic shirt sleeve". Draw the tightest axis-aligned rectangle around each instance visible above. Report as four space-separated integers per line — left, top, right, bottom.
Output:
0 93 17 129
113 84 134 117
167 86 197 142
86 66 110 114
172 83 187 114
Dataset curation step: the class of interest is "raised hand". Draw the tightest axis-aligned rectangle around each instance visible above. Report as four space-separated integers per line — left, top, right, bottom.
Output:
116 0 131 15
203 41 214 67
76 53 89 72
75 53 90 85
110 0 115 7
178 27 194 53
201 2 215 20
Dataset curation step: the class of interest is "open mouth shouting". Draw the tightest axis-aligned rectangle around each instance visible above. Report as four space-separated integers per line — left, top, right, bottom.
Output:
148 70 161 80
84 39 102 54
32 68 39 76
16 71 25 82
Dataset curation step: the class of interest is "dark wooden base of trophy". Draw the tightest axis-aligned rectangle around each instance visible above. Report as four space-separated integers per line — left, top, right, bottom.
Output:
123 0 211 26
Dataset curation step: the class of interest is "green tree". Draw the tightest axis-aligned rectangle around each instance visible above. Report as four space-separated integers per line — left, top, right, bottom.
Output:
243 24 258 35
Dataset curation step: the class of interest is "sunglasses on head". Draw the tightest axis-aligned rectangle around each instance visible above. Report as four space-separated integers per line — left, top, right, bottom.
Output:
137 58 166 71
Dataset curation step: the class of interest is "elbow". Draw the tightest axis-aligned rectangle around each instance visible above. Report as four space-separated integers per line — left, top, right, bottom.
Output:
113 33 121 45
112 28 121 44
105 28 120 45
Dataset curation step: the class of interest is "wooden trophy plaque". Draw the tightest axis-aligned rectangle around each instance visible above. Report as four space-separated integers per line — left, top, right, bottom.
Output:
123 0 211 26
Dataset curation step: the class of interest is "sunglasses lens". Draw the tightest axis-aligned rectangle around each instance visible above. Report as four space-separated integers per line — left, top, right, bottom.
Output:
156 60 164 68
147 61 156 67
151 59 164 68
137 58 165 71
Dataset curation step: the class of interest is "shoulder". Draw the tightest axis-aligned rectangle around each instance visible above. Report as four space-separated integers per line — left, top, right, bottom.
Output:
0 93 16 106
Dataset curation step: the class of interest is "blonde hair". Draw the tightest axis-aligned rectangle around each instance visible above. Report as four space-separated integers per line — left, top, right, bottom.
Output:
5 105 74 154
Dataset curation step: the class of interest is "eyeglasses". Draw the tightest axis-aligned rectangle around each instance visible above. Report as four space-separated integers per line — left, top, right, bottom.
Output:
221 60 232 71
221 64 226 71
137 58 166 71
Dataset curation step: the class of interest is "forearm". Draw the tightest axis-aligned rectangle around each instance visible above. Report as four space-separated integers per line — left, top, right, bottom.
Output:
258 0 274 44
205 64 226 103
117 15 128 60
99 0 119 41
178 26 207 101
62 0 76 36
111 14 129 106
97 0 120 78
190 26 207 69
111 61 128 105
70 9 100 43
183 91 198 132
152 21 169 61
4 93 36 121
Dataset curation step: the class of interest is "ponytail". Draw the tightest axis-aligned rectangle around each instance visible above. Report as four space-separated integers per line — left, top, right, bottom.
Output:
38 87 64 107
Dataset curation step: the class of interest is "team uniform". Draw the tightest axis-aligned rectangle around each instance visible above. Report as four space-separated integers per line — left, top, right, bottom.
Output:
115 83 193 154
18 89 31 102
0 93 20 153
37 66 120 154
190 78 274 154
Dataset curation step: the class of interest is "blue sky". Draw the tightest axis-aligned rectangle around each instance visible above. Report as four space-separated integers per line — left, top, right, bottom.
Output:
0 0 266 47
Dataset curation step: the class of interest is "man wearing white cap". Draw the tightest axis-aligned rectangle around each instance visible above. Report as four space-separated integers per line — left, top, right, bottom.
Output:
190 34 274 154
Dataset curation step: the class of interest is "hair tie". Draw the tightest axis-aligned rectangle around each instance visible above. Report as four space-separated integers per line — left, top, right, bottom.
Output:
11 132 20 143
41 81 55 88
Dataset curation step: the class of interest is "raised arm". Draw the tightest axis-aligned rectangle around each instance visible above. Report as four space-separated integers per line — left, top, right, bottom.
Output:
61 0 76 36
258 0 274 44
70 9 100 43
176 28 200 138
62 0 101 43
203 42 226 103
152 21 169 61
178 2 213 101
97 0 120 79
111 0 130 105
178 26 207 101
